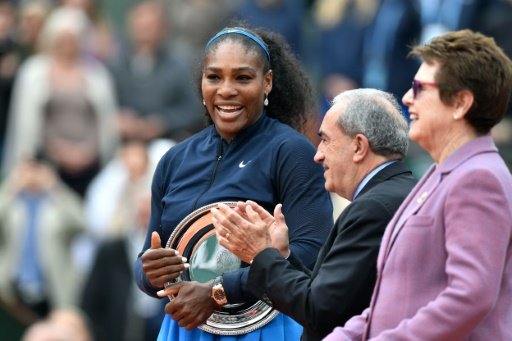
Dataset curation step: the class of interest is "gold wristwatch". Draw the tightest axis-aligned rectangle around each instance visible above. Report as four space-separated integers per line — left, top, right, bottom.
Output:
211 276 228 306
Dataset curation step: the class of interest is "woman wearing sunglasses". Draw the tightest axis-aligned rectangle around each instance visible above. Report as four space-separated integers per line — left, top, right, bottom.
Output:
325 29 512 340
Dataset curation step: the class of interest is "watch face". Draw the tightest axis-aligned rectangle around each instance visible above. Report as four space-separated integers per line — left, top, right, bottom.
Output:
165 202 278 335
213 285 227 304
213 290 224 300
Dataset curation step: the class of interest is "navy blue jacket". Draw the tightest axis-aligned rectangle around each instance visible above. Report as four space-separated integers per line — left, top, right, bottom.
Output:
135 113 333 302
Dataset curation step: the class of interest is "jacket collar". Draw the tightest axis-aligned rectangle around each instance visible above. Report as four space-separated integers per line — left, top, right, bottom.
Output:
210 112 269 146
357 161 413 198
436 135 497 175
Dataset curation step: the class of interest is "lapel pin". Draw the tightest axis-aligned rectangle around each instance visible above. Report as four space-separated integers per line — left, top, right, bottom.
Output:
417 191 429 204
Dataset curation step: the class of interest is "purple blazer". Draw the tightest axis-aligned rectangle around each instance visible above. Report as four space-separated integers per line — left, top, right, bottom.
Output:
325 135 512 340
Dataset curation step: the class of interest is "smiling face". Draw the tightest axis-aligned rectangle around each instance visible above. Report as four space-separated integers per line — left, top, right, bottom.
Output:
202 40 272 142
402 61 458 160
314 103 358 199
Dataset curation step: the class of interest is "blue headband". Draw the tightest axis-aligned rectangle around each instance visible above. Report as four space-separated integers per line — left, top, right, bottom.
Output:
205 28 271 62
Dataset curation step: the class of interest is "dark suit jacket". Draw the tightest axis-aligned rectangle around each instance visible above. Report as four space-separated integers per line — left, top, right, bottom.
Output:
247 161 416 341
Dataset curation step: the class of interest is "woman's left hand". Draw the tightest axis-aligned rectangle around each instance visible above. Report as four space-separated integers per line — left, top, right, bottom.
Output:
157 281 215 330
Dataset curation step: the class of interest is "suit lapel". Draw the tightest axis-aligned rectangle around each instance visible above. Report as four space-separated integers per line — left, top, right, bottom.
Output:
379 136 498 266
382 167 442 263
376 164 432 268
314 162 412 274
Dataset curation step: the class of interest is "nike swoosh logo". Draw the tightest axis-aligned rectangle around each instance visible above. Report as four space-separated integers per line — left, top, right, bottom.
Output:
239 160 251 168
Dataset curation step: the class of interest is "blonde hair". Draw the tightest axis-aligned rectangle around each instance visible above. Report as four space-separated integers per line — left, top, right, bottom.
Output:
38 6 89 53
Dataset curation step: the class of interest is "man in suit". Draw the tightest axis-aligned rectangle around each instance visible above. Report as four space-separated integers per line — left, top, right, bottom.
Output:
210 88 417 341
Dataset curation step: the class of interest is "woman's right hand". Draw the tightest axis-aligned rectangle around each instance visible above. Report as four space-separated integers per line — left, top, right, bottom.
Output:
141 231 189 288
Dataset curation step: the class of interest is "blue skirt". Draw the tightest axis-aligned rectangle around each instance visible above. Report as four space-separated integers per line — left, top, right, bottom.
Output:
157 312 302 341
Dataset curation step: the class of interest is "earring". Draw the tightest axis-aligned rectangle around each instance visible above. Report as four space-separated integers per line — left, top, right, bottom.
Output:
264 95 269 107
453 114 459 120
202 99 206 106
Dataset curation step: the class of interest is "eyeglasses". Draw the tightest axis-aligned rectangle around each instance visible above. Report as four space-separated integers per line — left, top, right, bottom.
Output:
411 79 438 99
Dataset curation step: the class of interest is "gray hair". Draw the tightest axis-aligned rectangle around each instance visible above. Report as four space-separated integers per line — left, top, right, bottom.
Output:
333 88 409 158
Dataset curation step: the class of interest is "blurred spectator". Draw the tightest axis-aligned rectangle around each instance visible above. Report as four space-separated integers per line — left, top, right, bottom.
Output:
74 138 174 276
477 0 512 59
81 191 165 341
232 0 306 55
311 0 379 114
10 0 53 8
59 0 118 62
47 308 92 341
16 1 50 60
0 156 86 318
22 307 92 341
2 6 119 196
166 0 239 62
478 0 512 169
95 0 139 41
22 320 72 341
418 0 486 44
108 1 203 143
86 138 154 240
362 0 421 102
0 1 22 166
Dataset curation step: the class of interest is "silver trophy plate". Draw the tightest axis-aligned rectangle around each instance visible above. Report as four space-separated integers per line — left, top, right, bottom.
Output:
165 202 278 335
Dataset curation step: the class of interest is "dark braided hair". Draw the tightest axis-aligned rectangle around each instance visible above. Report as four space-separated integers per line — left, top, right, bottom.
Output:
197 24 317 135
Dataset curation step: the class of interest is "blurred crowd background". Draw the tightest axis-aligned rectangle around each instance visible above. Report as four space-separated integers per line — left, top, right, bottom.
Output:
0 0 511 340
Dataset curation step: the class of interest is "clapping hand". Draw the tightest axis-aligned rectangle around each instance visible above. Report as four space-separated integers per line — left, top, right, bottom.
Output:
212 202 290 263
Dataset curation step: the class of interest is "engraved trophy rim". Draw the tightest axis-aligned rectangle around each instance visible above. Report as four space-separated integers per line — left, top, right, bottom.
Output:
165 201 278 335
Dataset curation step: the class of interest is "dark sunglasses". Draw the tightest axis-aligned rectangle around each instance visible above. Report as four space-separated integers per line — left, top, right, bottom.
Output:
411 79 438 99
